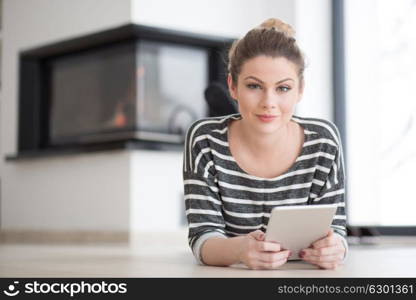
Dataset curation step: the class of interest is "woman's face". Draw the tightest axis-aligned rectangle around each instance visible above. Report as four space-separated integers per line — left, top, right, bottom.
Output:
228 55 303 134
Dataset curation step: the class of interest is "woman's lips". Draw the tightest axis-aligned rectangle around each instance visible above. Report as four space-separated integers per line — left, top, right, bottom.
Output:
256 114 278 123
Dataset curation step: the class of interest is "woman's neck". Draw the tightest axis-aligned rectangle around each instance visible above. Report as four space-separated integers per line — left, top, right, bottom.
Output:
236 120 293 156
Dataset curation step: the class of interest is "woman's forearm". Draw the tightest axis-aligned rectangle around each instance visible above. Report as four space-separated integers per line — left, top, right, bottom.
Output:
200 236 246 266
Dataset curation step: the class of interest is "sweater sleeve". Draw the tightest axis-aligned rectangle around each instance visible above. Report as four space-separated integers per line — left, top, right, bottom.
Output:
183 122 227 263
313 128 347 237
312 126 348 259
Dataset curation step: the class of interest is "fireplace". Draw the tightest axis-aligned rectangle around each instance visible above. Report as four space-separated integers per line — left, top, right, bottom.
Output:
17 24 233 155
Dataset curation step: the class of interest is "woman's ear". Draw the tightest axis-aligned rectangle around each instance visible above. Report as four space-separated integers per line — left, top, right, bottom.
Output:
227 74 238 100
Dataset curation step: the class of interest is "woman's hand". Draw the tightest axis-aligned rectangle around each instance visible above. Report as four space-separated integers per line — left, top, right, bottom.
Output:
238 230 291 270
299 229 346 270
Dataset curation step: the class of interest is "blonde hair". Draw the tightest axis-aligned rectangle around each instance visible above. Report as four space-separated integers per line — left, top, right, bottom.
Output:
228 18 305 85
257 18 296 37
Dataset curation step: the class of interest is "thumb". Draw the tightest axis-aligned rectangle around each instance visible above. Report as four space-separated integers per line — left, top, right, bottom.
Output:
327 228 334 237
249 230 265 241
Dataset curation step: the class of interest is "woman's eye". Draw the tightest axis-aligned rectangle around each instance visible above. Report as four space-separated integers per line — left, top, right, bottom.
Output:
247 83 262 89
278 86 291 92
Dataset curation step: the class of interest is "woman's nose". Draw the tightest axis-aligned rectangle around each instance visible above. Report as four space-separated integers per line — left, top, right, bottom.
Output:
260 90 277 109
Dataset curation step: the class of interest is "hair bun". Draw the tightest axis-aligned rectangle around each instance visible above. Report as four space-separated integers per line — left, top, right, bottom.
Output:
258 18 295 37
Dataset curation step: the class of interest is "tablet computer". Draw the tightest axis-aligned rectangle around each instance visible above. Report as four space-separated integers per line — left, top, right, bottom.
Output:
265 204 337 260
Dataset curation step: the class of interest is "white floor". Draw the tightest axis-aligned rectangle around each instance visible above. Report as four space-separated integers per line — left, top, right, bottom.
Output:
1 231 416 277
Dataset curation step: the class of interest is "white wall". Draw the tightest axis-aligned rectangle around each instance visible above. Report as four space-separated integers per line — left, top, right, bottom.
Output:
294 0 333 121
0 0 333 234
131 0 295 38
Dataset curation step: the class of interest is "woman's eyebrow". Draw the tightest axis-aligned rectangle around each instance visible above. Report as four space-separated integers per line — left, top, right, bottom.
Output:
244 76 294 84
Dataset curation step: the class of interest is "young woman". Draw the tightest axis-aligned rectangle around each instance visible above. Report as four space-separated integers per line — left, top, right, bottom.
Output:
183 18 347 270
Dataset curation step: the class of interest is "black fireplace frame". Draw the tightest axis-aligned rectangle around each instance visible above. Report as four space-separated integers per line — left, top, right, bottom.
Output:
14 23 234 159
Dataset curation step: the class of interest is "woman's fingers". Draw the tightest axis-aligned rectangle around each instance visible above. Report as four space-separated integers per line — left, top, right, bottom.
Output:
258 257 289 269
256 240 281 252
316 261 340 270
243 231 291 269
245 229 346 270
301 244 343 257
247 254 290 270
300 244 345 270
311 230 339 249
302 253 344 264
248 230 265 241
301 252 343 270
258 249 291 263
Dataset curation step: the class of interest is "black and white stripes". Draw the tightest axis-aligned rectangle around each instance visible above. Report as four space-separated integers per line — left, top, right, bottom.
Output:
183 113 347 253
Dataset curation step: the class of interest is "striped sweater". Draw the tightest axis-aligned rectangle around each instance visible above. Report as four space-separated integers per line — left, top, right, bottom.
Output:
183 113 347 263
